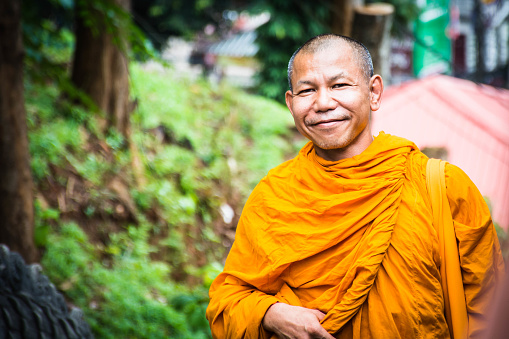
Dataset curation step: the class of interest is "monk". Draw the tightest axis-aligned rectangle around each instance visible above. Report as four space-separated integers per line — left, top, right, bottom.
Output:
206 34 505 338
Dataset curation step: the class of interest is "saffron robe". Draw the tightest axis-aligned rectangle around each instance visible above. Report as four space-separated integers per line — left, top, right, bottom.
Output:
206 132 505 338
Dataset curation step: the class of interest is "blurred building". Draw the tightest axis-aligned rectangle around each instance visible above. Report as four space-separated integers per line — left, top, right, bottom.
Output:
207 29 260 87
451 0 509 87
390 0 509 88
190 11 270 88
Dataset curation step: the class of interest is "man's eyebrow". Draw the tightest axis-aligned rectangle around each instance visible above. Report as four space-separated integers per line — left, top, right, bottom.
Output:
296 73 349 87
328 73 348 81
295 79 314 87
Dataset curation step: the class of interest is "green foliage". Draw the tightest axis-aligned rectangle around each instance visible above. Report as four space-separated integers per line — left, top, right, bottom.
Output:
125 63 296 279
25 83 85 180
22 17 72 82
27 57 298 337
34 201 60 247
24 19 74 66
130 63 294 196
42 222 212 338
22 8 99 112
71 153 111 186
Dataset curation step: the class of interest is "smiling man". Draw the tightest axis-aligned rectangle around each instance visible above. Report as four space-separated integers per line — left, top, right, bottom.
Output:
206 34 505 339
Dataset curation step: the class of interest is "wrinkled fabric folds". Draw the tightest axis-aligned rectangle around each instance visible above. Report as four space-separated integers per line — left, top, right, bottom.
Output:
206 132 505 339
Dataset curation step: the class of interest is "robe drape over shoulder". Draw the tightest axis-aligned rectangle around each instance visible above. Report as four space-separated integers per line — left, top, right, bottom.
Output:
206 132 505 339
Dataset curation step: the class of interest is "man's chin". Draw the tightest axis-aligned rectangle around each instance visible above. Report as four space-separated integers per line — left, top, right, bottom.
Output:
312 140 348 151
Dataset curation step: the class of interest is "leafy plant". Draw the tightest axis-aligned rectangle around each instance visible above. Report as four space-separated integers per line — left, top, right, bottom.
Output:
42 222 212 338
27 58 300 337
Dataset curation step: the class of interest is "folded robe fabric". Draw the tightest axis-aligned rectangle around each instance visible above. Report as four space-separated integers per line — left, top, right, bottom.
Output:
206 132 505 338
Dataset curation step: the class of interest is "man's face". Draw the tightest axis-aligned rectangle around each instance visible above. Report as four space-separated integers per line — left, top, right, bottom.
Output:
285 44 382 161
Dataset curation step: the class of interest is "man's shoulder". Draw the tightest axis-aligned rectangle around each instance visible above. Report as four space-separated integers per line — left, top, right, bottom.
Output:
407 151 482 202
406 150 472 185
442 162 481 193
407 150 473 186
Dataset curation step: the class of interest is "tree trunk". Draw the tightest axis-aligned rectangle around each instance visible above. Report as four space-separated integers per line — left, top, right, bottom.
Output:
330 0 364 37
71 0 131 137
351 3 394 84
0 0 37 263
109 44 131 136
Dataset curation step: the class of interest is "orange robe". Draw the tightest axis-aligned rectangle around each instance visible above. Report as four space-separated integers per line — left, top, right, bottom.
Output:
206 132 505 338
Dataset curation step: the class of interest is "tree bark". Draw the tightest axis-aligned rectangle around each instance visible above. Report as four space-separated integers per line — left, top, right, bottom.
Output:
330 0 364 37
71 0 132 137
0 0 37 263
351 3 394 84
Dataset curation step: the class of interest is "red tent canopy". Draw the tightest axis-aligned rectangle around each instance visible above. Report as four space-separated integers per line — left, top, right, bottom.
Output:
372 74 509 230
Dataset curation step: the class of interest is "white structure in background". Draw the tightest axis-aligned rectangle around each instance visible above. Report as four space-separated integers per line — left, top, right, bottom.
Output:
160 37 203 79
206 11 270 88
157 11 270 88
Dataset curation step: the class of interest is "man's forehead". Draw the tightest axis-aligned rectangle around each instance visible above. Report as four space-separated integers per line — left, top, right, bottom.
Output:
297 40 353 60
295 71 349 85
293 45 356 74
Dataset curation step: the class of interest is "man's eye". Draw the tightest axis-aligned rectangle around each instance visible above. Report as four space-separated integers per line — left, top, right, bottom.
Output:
332 83 347 88
297 89 313 95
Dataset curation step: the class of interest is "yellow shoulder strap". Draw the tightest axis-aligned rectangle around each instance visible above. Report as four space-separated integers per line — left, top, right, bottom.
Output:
426 158 468 339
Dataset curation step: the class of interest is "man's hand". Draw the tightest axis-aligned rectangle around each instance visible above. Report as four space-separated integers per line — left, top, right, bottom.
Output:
262 303 335 339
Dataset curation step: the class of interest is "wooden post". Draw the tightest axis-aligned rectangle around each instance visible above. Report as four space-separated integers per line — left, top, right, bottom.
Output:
330 0 364 37
351 3 394 84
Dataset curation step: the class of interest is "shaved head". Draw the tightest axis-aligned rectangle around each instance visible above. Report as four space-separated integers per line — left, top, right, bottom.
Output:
287 34 374 92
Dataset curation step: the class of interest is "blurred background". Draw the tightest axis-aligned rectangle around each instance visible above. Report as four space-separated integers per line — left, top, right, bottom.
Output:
1 0 508 337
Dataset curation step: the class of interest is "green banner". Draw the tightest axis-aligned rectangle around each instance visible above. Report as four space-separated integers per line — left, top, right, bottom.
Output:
413 0 452 77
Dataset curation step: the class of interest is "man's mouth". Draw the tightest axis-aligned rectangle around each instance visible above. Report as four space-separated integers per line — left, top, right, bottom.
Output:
310 117 349 127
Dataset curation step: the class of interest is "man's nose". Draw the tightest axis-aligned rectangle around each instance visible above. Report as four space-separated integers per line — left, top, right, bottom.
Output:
315 89 336 112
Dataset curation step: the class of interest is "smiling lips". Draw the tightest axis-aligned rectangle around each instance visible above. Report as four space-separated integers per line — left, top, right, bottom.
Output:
308 115 350 128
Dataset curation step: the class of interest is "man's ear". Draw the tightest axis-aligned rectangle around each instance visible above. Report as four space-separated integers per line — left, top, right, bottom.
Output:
285 90 295 117
369 75 383 112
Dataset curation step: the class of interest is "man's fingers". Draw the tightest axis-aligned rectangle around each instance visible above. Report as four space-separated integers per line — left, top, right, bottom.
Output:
309 325 335 339
305 319 335 339
314 328 335 339
310 309 326 321
307 309 334 338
